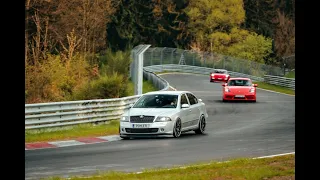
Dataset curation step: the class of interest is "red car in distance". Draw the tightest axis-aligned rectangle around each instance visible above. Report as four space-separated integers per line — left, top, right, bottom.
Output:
222 77 258 102
210 69 230 83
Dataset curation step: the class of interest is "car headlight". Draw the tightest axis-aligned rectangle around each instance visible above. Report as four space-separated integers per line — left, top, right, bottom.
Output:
120 116 129 122
225 88 230 92
155 116 172 122
249 88 255 93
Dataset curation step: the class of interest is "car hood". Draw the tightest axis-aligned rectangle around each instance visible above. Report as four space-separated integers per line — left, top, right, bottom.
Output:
228 86 253 93
124 108 178 117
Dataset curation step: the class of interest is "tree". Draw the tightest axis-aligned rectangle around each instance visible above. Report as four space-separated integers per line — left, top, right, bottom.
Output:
184 0 245 52
274 10 295 67
25 0 117 64
184 0 272 63
106 0 190 51
243 0 277 38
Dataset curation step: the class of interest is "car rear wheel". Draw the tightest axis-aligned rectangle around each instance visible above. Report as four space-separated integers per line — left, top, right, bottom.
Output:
195 115 206 134
173 119 182 138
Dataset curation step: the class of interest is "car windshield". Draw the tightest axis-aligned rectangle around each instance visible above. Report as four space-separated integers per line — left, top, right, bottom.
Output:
133 94 178 108
227 79 252 86
213 70 227 74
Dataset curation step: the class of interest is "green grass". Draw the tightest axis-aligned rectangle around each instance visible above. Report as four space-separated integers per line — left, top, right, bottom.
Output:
26 79 158 143
44 154 295 180
25 120 120 143
253 81 295 95
285 71 295 78
127 79 158 96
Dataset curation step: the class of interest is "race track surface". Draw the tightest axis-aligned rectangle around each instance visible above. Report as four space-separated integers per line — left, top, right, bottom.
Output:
25 73 295 179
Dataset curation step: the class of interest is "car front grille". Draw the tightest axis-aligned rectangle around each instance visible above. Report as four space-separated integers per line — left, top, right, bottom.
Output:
130 116 155 123
125 128 159 133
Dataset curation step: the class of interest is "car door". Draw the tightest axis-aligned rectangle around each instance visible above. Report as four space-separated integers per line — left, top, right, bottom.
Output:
186 93 201 127
179 93 190 129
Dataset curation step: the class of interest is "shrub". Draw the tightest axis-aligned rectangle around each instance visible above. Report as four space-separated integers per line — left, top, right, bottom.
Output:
72 73 129 100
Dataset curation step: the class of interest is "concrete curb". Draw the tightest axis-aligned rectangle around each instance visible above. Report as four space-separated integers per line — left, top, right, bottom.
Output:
25 135 122 151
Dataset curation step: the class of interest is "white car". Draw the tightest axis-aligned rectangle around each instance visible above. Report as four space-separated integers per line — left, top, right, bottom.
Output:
119 91 208 139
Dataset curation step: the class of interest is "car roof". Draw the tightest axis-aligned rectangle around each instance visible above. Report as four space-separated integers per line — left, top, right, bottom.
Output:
144 90 191 96
229 77 251 80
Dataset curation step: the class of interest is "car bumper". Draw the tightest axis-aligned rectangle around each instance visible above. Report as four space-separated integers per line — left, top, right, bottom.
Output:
223 94 256 101
210 78 228 82
119 121 175 136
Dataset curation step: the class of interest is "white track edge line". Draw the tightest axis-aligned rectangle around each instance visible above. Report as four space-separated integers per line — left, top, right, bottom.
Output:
134 151 295 174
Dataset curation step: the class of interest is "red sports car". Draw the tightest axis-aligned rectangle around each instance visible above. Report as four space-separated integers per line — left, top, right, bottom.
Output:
210 69 230 82
222 77 258 102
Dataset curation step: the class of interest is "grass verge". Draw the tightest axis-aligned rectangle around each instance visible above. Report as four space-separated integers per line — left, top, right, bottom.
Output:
44 154 295 180
253 81 295 95
285 71 295 78
25 120 120 143
127 79 158 96
25 80 157 143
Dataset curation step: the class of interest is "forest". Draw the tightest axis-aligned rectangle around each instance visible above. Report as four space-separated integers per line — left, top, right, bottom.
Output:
25 0 295 104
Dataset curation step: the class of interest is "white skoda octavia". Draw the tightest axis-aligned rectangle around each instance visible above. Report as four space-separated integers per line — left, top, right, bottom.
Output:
119 91 208 139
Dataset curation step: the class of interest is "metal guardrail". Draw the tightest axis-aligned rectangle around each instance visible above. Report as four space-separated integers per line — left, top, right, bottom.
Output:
144 64 264 82
25 70 170 130
264 75 295 90
144 64 295 90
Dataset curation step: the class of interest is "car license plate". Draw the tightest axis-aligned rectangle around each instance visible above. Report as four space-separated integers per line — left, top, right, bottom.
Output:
132 124 150 128
235 95 245 98
218 78 222 80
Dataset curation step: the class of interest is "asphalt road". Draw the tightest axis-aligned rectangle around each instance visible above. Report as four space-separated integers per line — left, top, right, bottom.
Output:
25 73 295 179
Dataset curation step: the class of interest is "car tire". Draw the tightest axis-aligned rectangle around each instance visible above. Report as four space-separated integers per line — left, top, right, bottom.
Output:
173 118 182 138
195 115 206 134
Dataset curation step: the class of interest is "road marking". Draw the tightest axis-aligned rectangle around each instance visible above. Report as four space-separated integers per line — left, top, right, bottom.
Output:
98 135 122 142
169 86 177 91
252 152 295 159
133 152 295 174
48 140 86 147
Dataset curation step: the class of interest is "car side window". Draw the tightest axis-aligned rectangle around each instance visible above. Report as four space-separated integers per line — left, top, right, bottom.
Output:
187 93 198 105
180 94 189 107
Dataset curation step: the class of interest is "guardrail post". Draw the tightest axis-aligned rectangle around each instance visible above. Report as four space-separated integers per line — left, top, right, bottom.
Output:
132 45 151 95
160 47 166 71
171 49 174 64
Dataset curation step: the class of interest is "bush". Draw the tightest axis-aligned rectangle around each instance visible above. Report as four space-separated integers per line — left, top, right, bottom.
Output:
72 73 130 100
99 49 132 77
25 54 94 103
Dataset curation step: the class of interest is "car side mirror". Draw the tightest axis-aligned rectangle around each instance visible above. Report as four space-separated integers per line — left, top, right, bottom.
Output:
198 99 202 102
222 83 227 87
181 104 190 108
129 103 134 108
253 84 258 87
